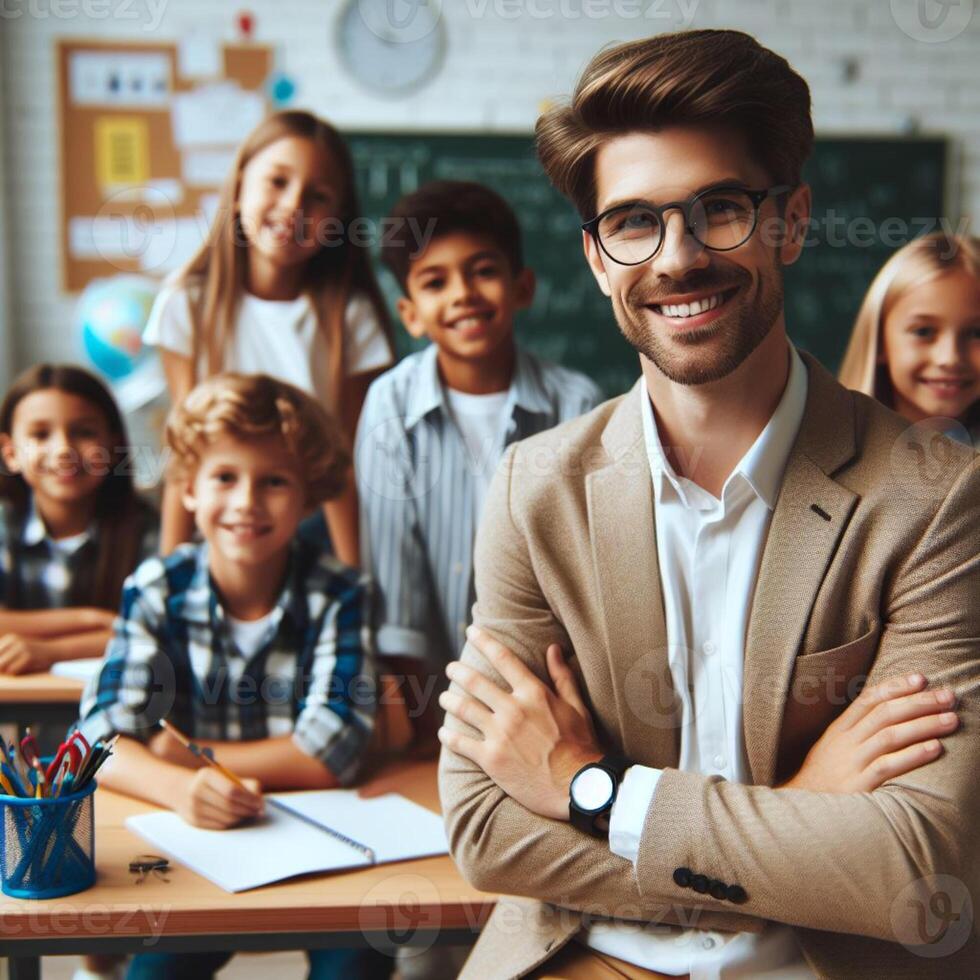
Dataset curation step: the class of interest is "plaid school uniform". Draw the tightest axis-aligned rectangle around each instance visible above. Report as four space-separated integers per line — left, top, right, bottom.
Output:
78 538 377 784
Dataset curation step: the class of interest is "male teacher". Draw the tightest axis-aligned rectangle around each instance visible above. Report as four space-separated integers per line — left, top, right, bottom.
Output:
437 29 979 980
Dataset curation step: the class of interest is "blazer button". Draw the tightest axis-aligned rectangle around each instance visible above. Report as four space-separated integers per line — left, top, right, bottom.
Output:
673 867 692 888
709 879 728 901
691 874 709 894
727 884 748 904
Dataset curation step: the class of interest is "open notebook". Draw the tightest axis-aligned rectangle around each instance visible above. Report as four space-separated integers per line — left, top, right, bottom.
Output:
125 789 449 892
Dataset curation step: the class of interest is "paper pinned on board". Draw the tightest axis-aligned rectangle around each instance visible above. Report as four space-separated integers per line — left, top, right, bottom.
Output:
199 193 221 228
178 35 222 79
95 117 150 188
69 216 133 260
171 83 264 149
138 216 207 274
182 148 237 187
98 179 184 205
70 51 170 107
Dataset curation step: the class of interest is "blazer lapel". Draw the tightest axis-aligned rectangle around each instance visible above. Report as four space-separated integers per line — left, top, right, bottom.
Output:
586 382 680 768
743 354 860 785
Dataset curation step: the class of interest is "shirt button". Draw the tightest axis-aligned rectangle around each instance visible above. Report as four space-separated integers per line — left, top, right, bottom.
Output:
702 937 716 950
713 755 727 769
702 641 716 655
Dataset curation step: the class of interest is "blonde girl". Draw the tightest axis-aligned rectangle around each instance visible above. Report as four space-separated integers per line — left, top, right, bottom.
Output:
0 364 157 674
839 232 980 445
144 110 394 561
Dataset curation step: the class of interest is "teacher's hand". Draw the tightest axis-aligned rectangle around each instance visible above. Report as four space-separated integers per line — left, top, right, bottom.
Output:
438 625 602 821
779 673 958 792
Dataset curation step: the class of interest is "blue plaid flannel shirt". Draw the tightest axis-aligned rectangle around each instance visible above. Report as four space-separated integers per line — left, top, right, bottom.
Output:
79 538 378 786
0 496 158 609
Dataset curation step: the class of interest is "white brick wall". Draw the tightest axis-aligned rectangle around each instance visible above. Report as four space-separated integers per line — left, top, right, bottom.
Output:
1 0 977 369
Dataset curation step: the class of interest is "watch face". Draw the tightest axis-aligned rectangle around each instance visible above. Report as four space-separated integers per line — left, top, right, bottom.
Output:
571 766 614 812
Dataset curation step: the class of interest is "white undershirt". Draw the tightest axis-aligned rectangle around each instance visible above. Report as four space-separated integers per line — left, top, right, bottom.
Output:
581 346 815 979
445 387 510 521
227 610 276 658
48 531 90 556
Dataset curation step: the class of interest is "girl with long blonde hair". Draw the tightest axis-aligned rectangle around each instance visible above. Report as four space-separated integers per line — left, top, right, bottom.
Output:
839 232 980 445
143 110 393 560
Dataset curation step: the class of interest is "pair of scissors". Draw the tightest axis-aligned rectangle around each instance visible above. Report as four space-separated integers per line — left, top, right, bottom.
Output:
45 730 90 783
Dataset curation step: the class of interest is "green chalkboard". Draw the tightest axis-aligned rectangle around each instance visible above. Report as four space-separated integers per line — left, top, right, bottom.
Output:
350 133 946 396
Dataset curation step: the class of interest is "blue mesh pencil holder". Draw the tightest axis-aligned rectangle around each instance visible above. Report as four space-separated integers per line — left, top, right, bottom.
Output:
0 778 96 899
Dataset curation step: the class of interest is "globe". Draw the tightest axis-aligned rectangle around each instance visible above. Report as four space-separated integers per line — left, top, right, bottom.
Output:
77 275 158 380
75 275 166 412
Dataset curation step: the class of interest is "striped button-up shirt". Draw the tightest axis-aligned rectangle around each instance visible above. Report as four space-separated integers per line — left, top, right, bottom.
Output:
355 343 603 669
79 539 377 785
0 496 158 610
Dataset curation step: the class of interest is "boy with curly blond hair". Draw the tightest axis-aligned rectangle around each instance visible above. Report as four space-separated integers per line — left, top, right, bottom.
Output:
80 373 387 980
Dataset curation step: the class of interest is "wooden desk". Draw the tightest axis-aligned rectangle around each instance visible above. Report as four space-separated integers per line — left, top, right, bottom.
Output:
0 758 493 979
0 672 84 727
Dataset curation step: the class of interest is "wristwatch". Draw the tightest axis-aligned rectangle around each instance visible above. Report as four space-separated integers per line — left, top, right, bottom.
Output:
568 752 632 837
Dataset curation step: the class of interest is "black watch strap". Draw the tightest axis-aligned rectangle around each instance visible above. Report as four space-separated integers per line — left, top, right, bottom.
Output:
600 751 631 781
569 751 633 837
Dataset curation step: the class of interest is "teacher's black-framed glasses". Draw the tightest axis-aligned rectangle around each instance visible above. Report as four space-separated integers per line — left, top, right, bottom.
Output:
582 185 790 267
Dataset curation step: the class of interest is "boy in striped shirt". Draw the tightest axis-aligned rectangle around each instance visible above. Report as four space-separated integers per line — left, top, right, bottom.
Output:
356 181 603 754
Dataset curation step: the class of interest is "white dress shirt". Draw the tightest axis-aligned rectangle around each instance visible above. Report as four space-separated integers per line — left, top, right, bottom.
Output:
581 345 816 979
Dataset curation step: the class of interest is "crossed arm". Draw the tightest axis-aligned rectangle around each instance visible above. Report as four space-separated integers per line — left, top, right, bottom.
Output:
437 453 980 945
440 627 958 820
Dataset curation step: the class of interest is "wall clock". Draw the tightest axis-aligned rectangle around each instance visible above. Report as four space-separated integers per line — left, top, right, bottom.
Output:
336 0 446 95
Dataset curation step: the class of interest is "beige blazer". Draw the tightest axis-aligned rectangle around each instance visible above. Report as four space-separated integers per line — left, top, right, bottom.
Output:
438 352 980 979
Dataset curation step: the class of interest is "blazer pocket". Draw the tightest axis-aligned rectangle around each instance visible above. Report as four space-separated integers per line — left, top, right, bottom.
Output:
777 624 881 782
793 621 881 664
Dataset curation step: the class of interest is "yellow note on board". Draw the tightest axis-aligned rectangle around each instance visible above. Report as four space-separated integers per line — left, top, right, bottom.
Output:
95 116 149 187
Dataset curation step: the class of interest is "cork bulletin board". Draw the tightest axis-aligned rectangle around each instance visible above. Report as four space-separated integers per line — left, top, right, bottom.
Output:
57 38 273 292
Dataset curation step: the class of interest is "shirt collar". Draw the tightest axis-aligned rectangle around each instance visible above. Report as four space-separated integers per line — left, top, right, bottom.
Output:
404 344 446 431
21 496 95 548
737 345 808 507
404 344 553 431
180 540 300 630
641 344 808 510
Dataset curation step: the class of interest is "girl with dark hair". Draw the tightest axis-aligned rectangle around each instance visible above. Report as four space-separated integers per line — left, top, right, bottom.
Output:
0 363 157 674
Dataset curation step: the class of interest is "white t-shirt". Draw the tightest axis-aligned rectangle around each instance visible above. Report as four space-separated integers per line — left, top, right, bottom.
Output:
227 610 277 658
143 281 393 405
445 387 510 521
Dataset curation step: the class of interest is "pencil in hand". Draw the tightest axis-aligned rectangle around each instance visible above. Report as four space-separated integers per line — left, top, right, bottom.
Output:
160 720 249 790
